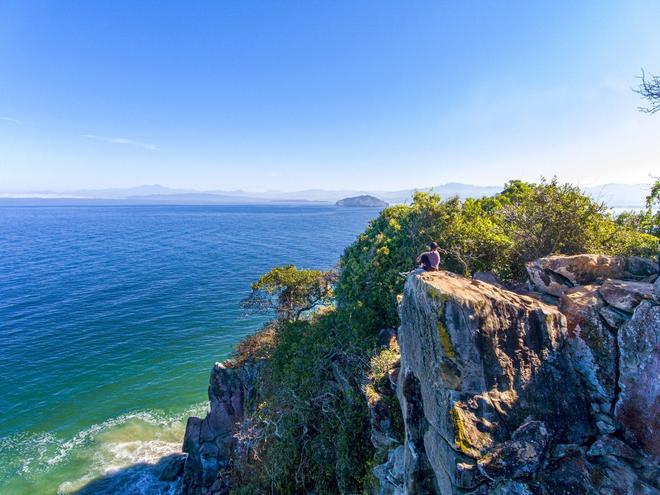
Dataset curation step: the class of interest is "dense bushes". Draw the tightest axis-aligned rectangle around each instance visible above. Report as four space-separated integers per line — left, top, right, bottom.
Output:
230 313 374 494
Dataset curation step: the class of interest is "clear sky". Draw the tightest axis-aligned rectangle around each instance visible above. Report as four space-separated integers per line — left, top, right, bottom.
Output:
1 1 659 192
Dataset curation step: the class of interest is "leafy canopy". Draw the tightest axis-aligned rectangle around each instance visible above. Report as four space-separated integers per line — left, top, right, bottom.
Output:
241 265 337 322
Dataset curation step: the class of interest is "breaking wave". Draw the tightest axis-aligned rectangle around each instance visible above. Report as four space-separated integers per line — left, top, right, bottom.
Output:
0 403 207 494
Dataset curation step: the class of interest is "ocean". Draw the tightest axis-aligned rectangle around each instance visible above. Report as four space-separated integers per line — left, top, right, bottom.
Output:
0 204 379 494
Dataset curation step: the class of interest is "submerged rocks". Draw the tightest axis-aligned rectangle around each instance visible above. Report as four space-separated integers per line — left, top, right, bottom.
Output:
396 256 659 494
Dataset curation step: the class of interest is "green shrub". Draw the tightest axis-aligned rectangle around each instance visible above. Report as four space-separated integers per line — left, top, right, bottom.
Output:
336 179 657 334
234 313 374 494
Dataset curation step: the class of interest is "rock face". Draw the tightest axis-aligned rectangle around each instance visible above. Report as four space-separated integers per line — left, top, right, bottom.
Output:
395 255 659 494
182 360 262 495
615 301 660 459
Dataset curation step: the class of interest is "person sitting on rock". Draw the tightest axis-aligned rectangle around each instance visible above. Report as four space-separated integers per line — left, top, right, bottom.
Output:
416 242 441 271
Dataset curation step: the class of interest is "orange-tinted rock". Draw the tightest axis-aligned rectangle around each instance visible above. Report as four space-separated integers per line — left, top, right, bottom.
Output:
527 254 626 296
598 279 655 313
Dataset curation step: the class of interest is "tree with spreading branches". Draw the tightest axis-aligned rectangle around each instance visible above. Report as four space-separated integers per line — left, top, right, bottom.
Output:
241 265 337 322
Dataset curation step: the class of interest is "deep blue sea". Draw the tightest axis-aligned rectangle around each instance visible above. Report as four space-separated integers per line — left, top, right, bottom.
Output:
0 204 378 494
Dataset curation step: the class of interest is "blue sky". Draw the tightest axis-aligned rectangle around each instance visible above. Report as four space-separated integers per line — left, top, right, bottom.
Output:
1 1 659 192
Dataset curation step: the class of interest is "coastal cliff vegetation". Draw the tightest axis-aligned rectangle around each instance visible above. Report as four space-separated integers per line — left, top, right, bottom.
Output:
189 179 658 494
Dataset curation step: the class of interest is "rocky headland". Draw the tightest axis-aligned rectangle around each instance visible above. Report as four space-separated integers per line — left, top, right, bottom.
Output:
178 254 659 494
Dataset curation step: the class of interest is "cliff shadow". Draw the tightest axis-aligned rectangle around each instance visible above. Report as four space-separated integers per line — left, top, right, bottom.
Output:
72 453 185 495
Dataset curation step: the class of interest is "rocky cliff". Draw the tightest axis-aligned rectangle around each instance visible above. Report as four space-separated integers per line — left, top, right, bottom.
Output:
181 360 263 494
384 254 658 494
180 254 659 494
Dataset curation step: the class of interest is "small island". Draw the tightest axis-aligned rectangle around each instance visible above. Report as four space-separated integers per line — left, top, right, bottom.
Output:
335 195 388 207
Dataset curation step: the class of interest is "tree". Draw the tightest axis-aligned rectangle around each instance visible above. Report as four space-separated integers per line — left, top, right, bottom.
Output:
645 177 660 238
636 69 660 114
613 177 660 239
496 179 611 277
241 265 337 322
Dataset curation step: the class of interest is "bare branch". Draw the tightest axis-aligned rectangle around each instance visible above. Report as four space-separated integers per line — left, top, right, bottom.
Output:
635 69 660 114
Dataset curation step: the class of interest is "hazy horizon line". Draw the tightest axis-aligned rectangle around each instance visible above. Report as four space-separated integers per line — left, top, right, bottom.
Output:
1 178 656 196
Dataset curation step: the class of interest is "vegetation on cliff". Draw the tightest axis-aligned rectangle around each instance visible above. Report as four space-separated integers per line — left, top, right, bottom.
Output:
337 179 657 333
224 179 657 494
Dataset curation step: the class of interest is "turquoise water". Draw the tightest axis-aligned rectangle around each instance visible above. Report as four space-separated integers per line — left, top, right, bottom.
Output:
0 205 378 494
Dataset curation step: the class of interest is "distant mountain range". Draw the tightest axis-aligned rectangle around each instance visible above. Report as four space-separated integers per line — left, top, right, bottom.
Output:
0 182 653 208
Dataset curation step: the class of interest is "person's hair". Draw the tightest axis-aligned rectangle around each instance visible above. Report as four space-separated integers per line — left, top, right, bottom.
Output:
430 242 438 250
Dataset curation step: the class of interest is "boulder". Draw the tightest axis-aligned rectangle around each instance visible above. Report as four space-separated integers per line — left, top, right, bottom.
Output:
526 254 626 296
587 435 641 463
598 279 655 313
626 256 659 278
